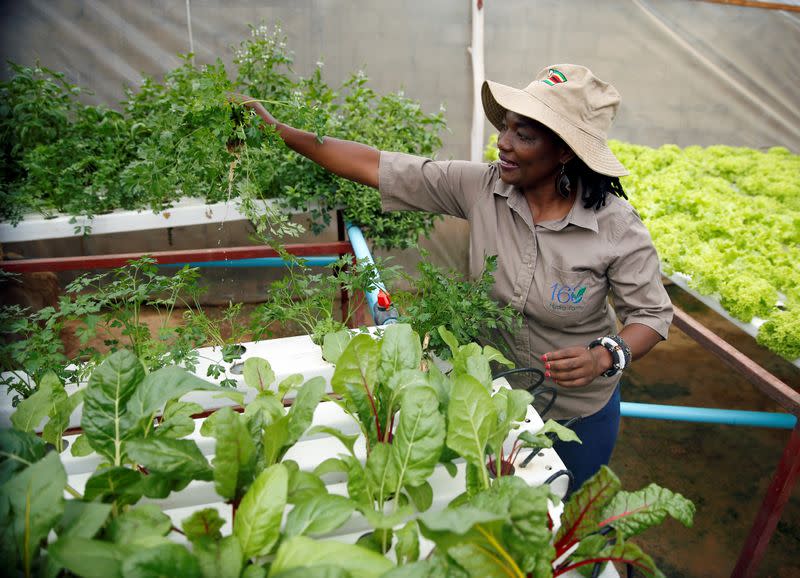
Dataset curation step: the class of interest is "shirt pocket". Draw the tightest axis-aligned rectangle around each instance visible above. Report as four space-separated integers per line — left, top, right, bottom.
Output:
539 265 606 320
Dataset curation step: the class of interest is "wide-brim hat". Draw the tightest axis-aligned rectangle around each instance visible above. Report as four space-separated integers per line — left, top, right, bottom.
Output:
482 64 629 177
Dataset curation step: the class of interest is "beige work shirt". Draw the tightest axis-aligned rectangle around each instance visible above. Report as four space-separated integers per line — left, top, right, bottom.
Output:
379 151 673 419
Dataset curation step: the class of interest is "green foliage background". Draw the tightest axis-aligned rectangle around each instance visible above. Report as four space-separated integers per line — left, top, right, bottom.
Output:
0 25 446 249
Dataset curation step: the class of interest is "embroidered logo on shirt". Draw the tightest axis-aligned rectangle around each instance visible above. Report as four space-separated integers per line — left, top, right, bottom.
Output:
549 282 586 313
542 68 567 86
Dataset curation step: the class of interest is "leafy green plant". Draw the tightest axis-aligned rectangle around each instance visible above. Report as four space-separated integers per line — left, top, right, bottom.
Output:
0 303 72 405
311 324 447 553
1 335 695 577
436 326 577 492
2 24 447 249
393 253 522 361
414 466 694 577
252 253 398 345
182 301 251 387
63 256 206 373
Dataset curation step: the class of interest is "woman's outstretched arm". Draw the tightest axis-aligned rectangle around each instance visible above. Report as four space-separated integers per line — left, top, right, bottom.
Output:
235 94 380 189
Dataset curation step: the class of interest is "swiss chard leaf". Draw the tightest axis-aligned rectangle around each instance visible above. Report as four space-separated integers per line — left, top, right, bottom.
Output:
446 374 496 488
557 540 664 578
204 406 257 501
155 400 203 439
517 420 582 451
83 466 144 506
391 385 445 489
554 466 621 556
193 535 243 578
243 357 275 393
121 542 202 578
322 329 352 365
447 541 518 578
379 323 422 381
181 508 225 542
0 428 46 484
10 371 65 432
1 452 66 575
365 441 399 505
284 493 355 538
269 536 393 578
47 536 125 578
126 437 212 481
107 503 171 545
286 376 327 446
306 425 359 456
234 463 288 559
600 483 695 539
124 364 220 436
487 388 532 457
330 334 381 445
395 519 420 565
81 350 145 465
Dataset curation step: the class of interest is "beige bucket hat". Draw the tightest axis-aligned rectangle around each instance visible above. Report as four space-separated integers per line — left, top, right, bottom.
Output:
482 64 628 177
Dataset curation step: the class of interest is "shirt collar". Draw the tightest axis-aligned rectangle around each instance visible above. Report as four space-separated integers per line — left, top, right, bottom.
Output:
492 170 599 233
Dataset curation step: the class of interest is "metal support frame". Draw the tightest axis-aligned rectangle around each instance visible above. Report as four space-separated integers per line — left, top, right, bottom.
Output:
671 306 800 577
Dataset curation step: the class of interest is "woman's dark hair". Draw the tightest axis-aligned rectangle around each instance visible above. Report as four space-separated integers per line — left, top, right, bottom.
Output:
565 156 628 210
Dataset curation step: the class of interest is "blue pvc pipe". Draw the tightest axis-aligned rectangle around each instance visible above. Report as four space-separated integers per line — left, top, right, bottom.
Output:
160 257 339 268
621 402 797 429
344 222 382 315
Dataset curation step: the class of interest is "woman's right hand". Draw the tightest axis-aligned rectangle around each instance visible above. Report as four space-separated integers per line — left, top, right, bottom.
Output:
228 93 278 127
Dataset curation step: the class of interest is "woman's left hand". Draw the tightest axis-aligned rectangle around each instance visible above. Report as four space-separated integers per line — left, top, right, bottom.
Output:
541 346 612 387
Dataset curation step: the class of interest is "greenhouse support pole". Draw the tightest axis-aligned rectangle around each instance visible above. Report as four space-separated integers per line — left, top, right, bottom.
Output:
185 0 195 64
469 0 485 163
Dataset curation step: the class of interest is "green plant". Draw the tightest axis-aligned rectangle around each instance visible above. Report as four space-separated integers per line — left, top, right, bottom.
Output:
182 301 251 387
252 253 399 345
0 303 71 405
63 256 207 373
415 465 695 577
314 323 446 553
393 253 522 361
2 24 447 249
0 334 695 578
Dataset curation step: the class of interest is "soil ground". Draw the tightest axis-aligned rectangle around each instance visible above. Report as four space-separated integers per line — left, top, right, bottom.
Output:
57 285 799 577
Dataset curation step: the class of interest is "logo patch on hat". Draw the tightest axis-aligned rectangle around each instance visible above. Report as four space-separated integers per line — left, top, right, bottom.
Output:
542 68 567 86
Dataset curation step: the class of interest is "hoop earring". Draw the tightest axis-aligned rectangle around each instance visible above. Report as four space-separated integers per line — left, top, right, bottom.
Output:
556 163 571 199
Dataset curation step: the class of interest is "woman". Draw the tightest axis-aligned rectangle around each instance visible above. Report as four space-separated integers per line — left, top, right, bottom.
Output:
236 63 672 491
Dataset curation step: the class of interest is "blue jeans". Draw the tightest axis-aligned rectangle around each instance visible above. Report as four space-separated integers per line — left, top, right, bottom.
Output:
552 384 621 497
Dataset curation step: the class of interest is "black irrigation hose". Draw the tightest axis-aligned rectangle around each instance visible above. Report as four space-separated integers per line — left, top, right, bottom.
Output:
543 468 574 496
492 367 557 417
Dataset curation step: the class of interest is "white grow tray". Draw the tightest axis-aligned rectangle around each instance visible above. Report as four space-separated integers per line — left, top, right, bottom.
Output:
0 197 323 243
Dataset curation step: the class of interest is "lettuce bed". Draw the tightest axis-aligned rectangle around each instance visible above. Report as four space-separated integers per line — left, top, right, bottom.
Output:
610 142 799 361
